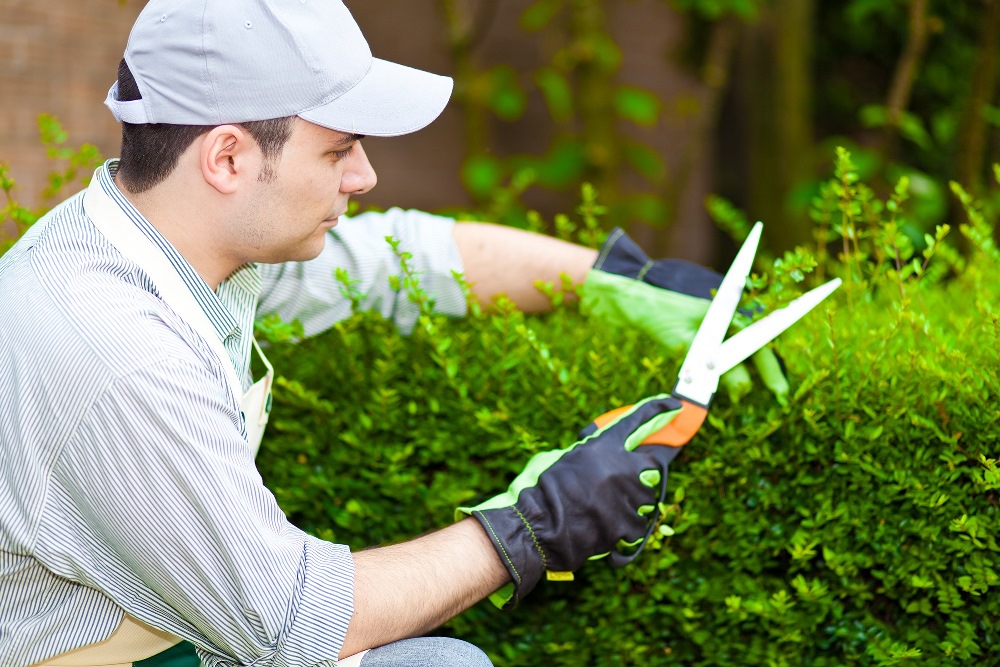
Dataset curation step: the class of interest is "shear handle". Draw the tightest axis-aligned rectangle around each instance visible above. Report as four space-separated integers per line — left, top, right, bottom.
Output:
591 398 707 447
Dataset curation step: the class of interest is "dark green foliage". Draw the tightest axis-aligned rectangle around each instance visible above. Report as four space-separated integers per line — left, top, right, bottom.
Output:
257 157 1000 665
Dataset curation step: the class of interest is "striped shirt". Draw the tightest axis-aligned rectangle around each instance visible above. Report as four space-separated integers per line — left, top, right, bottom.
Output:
0 161 466 667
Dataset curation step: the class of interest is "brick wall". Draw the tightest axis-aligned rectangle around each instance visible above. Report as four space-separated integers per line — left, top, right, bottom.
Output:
1 0 713 260
0 0 143 206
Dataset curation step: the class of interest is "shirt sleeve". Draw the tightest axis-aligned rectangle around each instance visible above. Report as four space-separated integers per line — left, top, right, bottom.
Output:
37 354 353 667
257 208 468 336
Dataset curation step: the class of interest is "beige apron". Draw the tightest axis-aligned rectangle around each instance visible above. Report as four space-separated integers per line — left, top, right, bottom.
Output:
31 179 279 666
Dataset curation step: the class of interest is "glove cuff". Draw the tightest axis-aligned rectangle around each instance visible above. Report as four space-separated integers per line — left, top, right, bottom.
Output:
593 227 650 278
595 227 725 301
466 507 545 609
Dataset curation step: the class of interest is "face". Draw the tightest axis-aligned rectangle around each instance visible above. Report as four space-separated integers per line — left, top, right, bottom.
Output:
230 118 377 264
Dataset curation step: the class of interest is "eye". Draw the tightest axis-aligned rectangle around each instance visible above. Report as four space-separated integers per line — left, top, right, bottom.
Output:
332 145 355 160
326 135 365 162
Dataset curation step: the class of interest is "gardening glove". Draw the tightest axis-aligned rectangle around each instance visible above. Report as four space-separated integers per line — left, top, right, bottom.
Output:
457 394 684 609
580 227 789 404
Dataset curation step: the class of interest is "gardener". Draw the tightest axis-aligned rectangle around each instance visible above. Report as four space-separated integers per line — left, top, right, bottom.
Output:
0 2 786 666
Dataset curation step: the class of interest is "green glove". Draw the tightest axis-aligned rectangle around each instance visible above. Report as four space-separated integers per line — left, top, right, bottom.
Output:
458 395 684 609
581 228 789 404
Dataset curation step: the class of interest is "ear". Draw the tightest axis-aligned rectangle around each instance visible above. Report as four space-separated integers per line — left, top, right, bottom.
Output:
198 125 257 195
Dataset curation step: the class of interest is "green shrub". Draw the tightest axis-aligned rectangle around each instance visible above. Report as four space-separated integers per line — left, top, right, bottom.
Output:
1 114 102 254
257 152 999 666
3 118 995 664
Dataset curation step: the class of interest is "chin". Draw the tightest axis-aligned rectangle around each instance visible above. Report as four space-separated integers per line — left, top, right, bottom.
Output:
292 236 329 263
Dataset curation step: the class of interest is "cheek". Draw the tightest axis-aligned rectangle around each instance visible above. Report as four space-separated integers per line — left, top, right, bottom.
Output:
301 169 339 206
279 178 323 218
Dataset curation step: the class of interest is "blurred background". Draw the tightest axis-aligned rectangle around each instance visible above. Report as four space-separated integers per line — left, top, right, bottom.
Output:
2 0 998 264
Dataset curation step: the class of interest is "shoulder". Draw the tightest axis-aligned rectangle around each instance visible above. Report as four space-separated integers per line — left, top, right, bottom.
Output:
0 198 239 544
1 199 228 388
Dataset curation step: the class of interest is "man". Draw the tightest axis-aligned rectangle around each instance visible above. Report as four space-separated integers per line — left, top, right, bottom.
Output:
0 1 785 666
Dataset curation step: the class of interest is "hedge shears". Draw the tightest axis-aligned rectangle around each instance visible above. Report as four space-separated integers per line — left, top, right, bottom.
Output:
589 222 841 564
593 221 840 443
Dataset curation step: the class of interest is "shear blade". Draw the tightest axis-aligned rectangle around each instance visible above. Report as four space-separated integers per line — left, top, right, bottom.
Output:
675 222 762 403
714 278 842 376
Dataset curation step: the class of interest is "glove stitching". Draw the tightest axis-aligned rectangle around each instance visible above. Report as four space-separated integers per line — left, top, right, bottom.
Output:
593 228 625 270
475 511 522 588
636 260 654 283
513 506 548 572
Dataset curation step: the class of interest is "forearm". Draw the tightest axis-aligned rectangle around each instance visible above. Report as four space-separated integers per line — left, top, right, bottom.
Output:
453 222 598 312
339 517 509 658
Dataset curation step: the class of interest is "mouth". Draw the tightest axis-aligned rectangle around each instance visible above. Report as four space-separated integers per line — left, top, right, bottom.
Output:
321 215 341 229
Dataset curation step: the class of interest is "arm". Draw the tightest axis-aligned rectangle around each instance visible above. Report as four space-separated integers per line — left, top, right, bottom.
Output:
452 222 598 312
256 213 600 336
48 352 508 664
340 518 508 658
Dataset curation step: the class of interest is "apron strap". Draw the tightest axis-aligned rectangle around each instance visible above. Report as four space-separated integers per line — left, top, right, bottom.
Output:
83 174 244 401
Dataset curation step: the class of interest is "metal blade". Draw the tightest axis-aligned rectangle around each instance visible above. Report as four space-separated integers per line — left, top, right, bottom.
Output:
714 278 842 375
674 222 763 406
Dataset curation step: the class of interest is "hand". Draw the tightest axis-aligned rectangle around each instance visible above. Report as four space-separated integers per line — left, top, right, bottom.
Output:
580 228 789 404
457 395 683 609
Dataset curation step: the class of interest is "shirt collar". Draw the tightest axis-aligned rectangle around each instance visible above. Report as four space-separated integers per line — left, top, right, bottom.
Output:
97 160 256 342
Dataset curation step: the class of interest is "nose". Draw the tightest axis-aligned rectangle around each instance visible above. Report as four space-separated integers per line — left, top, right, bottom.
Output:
341 142 377 195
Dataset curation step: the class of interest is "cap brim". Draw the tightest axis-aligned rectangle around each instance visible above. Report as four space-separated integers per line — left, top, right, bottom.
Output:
299 58 453 137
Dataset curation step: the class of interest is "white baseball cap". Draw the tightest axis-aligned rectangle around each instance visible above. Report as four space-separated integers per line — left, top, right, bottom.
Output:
105 0 453 137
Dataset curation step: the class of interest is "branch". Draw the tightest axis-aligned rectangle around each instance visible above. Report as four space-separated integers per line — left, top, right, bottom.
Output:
958 0 1000 193
881 0 931 152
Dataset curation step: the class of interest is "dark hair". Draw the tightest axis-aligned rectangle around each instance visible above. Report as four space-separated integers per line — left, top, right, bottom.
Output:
114 59 294 194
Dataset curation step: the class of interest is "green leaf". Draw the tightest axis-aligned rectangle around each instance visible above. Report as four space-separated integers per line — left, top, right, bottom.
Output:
588 33 622 71
981 103 1000 128
521 139 585 189
37 113 68 146
520 0 563 31
898 113 932 150
534 67 574 123
622 142 667 182
487 66 527 121
614 86 661 127
461 154 505 198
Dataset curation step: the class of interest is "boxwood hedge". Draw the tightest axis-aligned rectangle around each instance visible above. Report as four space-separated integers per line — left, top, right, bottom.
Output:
257 154 999 666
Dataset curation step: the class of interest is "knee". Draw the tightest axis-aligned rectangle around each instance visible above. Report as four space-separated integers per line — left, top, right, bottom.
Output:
361 636 493 667
432 638 493 667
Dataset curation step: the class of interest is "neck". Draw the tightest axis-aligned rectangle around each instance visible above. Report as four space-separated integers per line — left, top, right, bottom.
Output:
114 173 239 290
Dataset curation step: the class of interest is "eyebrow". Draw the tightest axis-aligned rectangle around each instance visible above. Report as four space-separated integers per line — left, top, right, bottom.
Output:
331 133 365 146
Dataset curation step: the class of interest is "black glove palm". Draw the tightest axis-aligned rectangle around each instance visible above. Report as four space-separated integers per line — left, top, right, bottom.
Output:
457 395 682 608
